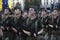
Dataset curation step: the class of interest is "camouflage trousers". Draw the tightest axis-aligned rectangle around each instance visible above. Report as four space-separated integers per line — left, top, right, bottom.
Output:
55 30 60 40
44 30 57 40
26 35 44 40
2 31 9 40
44 29 57 40
15 35 26 40
2 31 16 40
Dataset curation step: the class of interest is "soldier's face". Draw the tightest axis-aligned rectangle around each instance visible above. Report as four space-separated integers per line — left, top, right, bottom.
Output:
4 9 9 14
22 12 28 18
41 11 46 16
4 9 10 17
14 9 21 18
29 8 35 15
29 8 34 11
14 9 21 14
53 10 58 14
53 10 58 16
52 12 57 18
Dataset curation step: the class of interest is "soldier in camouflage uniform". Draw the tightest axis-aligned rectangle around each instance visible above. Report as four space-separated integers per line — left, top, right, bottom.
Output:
23 7 43 40
40 9 51 40
1 8 11 40
47 9 59 40
11 7 25 40
0 11 3 40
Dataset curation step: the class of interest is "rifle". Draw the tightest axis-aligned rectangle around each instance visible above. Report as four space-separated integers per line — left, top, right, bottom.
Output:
10 17 43 37
20 17 43 37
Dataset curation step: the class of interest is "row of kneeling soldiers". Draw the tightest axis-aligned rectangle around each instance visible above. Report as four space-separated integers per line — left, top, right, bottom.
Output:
0 7 60 40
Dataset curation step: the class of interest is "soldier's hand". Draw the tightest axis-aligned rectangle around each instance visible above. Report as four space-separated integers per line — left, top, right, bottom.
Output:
46 26 48 28
34 33 36 37
49 25 53 28
7 27 9 30
1 26 5 30
38 29 43 35
19 32 21 35
56 25 57 28
12 27 17 33
23 30 31 36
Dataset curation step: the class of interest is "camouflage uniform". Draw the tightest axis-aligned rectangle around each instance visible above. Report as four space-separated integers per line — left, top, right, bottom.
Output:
25 16 43 40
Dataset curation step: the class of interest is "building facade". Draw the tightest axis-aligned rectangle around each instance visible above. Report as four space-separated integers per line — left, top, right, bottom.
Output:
41 0 59 8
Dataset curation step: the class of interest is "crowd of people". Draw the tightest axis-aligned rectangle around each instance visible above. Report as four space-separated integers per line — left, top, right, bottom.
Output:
0 7 60 40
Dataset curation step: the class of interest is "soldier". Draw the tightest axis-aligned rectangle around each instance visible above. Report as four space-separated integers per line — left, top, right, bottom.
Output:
1 7 11 40
21 10 28 40
57 11 60 40
47 9 59 40
40 9 52 40
41 9 47 28
51 9 60 40
23 7 43 40
0 11 3 40
22 10 28 24
11 7 25 40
